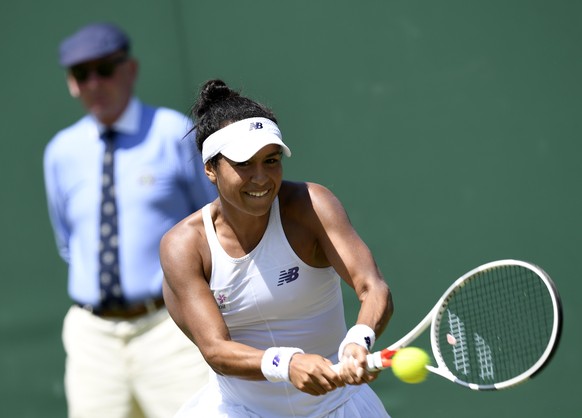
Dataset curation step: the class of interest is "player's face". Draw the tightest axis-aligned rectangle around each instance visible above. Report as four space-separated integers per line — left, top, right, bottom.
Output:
66 52 137 126
208 144 283 217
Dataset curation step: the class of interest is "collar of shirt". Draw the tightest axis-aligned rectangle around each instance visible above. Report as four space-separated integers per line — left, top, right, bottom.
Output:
93 97 141 138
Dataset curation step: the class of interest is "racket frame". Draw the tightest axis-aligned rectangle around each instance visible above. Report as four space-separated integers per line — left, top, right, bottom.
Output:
377 259 563 390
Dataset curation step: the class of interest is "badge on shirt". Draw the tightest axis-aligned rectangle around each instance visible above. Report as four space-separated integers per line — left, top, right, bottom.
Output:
214 289 231 312
138 172 156 186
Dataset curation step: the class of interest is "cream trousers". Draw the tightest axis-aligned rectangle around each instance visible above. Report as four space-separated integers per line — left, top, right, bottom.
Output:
63 305 209 418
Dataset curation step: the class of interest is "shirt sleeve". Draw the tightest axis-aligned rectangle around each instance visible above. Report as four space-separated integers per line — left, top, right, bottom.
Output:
43 140 71 263
179 127 218 212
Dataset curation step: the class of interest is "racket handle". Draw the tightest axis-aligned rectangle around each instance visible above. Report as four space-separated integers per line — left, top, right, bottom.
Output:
367 349 396 371
330 349 395 373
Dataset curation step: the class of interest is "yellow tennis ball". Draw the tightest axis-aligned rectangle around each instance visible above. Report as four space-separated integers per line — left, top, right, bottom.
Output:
391 347 430 384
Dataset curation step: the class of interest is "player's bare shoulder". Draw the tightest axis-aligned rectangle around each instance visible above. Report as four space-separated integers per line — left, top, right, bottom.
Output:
279 181 341 223
161 210 204 250
278 181 343 267
279 181 315 220
160 208 212 285
280 181 344 219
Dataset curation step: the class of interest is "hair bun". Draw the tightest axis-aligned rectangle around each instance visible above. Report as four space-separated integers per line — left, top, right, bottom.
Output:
191 78 277 153
194 79 239 118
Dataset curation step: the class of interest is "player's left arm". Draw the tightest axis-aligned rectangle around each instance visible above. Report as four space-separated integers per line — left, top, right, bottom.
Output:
306 182 394 382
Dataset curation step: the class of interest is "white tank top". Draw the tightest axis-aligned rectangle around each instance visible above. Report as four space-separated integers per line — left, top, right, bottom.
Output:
202 197 359 417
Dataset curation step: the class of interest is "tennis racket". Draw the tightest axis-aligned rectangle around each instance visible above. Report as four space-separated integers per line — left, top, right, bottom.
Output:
338 259 563 390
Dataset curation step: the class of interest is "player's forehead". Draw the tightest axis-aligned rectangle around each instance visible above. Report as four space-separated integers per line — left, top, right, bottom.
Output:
223 144 283 163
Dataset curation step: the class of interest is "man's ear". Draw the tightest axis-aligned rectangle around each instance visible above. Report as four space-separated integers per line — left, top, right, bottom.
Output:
128 58 139 80
205 162 217 184
66 75 80 98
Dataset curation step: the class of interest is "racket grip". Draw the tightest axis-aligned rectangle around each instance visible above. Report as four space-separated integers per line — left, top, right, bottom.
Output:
331 349 394 373
367 349 394 371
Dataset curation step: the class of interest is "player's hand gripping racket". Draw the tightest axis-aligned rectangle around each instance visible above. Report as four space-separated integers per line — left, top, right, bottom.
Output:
340 259 563 390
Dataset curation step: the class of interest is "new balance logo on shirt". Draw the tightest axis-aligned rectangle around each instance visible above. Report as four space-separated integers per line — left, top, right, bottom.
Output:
277 267 299 286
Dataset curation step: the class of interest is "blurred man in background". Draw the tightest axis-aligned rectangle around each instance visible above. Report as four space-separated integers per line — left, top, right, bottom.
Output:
43 22 216 418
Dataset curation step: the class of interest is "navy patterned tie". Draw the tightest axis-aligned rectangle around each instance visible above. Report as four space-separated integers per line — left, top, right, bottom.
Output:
99 129 125 309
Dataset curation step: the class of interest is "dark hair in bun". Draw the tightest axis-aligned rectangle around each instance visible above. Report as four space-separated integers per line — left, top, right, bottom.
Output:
191 79 277 154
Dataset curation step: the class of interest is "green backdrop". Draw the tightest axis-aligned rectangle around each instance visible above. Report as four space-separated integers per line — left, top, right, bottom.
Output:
1 1 580 416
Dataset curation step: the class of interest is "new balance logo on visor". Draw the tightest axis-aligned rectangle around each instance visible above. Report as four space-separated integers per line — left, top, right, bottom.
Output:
249 122 263 130
277 267 299 286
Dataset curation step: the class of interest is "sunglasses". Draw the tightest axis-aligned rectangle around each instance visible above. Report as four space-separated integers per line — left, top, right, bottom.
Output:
70 56 128 83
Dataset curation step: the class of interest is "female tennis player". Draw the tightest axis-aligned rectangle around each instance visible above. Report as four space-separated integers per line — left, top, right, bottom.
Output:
160 79 393 417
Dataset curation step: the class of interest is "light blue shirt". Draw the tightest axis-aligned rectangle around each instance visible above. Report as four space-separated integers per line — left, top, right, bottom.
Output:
44 98 217 306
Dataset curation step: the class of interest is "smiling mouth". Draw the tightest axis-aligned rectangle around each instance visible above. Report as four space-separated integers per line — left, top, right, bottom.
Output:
246 190 269 197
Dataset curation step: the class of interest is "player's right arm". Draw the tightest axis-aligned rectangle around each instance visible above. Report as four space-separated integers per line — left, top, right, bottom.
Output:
160 211 264 379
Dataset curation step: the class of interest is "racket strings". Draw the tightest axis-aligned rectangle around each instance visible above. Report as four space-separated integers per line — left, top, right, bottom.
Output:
436 265 555 386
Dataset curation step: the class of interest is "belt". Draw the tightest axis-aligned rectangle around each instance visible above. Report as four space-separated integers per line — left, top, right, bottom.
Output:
75 297 165 319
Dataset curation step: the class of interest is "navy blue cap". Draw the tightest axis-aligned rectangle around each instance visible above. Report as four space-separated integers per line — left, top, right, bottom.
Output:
59 23 130 67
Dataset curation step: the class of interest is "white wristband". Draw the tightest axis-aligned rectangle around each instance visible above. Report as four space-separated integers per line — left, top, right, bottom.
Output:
261 347 304 383
337 324 376 360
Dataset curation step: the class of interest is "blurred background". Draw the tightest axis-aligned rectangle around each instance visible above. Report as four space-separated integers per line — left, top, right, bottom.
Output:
1 0 580 416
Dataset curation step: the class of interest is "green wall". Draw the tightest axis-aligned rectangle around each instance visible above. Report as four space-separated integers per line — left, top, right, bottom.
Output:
1 1 580 416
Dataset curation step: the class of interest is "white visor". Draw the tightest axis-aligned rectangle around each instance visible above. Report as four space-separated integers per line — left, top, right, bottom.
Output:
202 117 292 164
